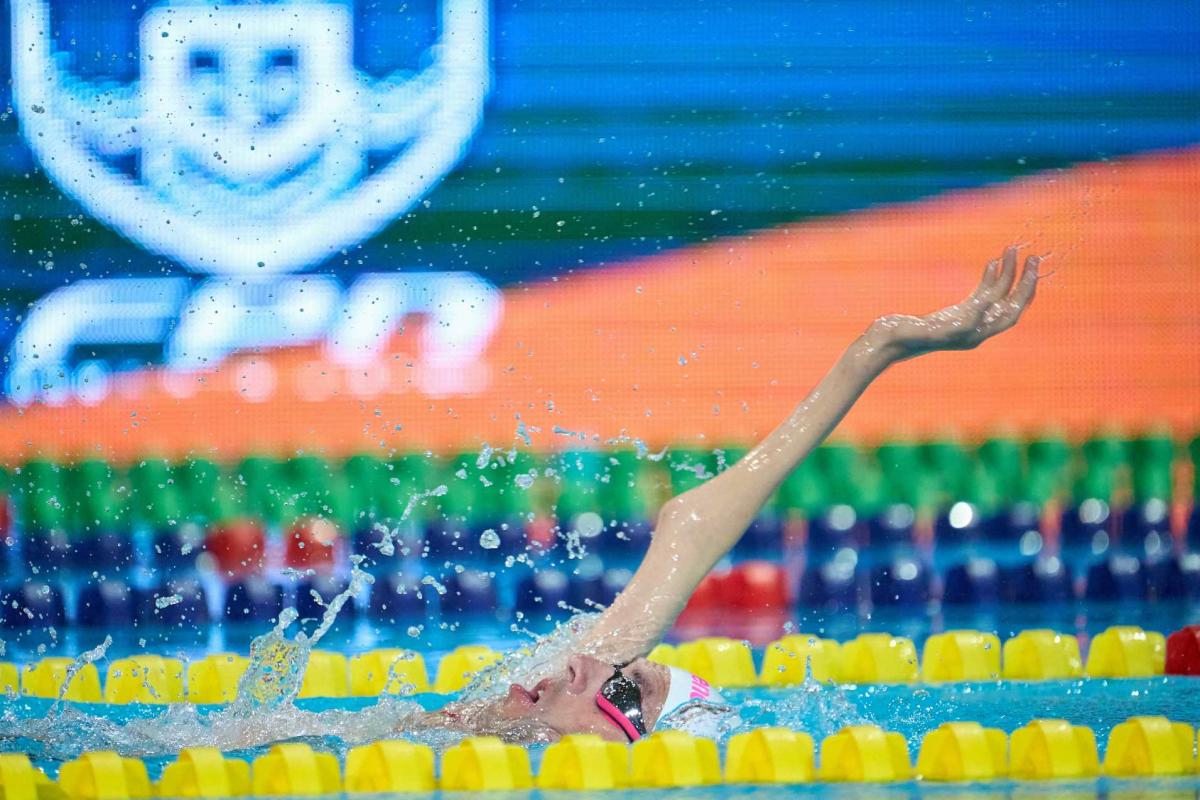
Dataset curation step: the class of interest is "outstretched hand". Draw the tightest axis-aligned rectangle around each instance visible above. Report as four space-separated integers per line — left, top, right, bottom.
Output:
872 245 1043 362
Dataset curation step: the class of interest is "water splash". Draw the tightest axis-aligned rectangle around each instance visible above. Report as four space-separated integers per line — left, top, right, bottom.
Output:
459 613 600 706
373 485 447 557
239 558 375 709
1 560 391 760
552 425 587 441
1 603 607 759
234 608 303 708
475 443 493 469
603 433 667 461
514 416 533 447
5 691 430 764
51 636 112 712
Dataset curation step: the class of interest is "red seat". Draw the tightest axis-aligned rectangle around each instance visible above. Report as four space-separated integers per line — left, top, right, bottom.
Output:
205 518 266 577
1166 624 1200 675
728 560 789 610
284 517 340 570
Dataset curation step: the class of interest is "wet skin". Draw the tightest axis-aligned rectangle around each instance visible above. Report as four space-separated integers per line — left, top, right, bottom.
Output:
429 247 1041 746
494 654 670 742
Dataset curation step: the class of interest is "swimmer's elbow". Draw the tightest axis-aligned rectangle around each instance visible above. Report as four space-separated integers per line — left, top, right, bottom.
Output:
652 496 725 567
652 496 690 542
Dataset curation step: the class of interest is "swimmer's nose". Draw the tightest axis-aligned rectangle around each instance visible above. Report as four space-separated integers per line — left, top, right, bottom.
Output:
565 654 605 694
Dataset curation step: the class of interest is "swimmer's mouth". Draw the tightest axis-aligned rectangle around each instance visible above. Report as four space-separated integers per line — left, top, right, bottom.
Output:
510 678 552 707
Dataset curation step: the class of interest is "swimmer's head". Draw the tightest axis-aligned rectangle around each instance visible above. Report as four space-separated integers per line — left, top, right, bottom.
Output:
657 665 723 721
493 654 723 743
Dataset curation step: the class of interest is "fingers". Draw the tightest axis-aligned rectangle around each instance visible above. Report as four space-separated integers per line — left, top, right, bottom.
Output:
969 258 1000 303
985 255 1040 334
1010 254 1040 310
980 245 1019 302
998 245 1019 295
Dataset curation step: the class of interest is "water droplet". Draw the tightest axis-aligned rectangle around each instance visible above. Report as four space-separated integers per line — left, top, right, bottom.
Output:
420 575 447 595
574 512 604 538
479 529 501 550
475 444 493 469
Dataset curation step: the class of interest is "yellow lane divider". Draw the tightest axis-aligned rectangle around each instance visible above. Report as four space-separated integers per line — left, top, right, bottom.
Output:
251 743 340 796
725 727 815 784
819 724 912 781
1084 626 1167 679
0 645 496 705
1010 719 1099 779
759 634 841 684
630 729 721 787
158 748 249 798
0 754 57 800
433 645 503 694
539 734 629 790
344 740 435 793
440 736 533 791
186 655 249 705
104 657 185 704
4 716 1196 796
0 663 17 695
838 633 920 684
58 751 152 799
0 625 1172 705
296 651 349 699
922 631 1001 683
1104 716 1194 777
20 658 103 702
748 625 1164 688
916 721 1006 781
348 649 429 696
1001 629 1084 680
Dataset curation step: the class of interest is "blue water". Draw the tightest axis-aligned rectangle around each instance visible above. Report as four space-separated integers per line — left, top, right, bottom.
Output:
3 603 1200 797
2 521 1197 796
4 676 1199 796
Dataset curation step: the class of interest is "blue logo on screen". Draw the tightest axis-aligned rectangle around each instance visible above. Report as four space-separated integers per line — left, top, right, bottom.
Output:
11 0 490 276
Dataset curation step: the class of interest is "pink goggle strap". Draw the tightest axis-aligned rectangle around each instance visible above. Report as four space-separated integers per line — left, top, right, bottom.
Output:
595 694 642 741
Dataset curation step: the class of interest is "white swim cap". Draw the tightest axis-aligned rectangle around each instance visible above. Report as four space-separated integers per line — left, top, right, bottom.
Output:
658 666 725 724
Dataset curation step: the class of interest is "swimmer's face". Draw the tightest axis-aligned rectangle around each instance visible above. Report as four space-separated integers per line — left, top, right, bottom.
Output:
496 654 669 742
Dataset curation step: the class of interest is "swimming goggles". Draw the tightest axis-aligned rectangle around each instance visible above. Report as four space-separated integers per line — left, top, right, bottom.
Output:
594 665 647 741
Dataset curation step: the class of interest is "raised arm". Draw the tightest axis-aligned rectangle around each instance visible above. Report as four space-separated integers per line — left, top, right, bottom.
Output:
580 246 1042 662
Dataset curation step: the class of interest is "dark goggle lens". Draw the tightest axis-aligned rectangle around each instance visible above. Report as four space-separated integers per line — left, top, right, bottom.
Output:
600 672 646 735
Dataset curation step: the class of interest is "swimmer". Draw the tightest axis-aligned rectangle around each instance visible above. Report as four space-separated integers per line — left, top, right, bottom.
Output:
1 248 1041 760
433 245 1043 743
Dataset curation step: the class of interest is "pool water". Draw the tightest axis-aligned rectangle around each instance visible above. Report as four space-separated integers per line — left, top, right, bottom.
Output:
1 486 1196 797
7 681 1200 786
2 599 1198 798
